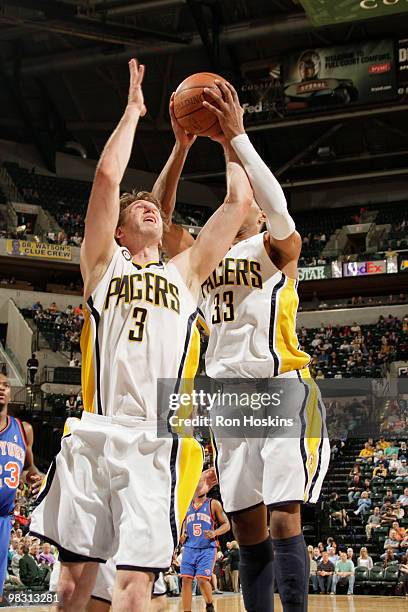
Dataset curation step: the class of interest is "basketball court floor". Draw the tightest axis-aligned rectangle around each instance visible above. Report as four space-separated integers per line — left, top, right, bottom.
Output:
10 594 408 611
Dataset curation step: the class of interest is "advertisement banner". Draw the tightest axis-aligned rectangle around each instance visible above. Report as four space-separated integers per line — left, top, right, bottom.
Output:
283 40 396 112
7 239 72 261
300 1 408 27
239 63 284 125
399 254 408 271
397 39 408 100
298 266 331 281
343 260 387 276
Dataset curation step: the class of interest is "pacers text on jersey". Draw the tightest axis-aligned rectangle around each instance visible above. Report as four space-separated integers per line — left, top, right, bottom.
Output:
201 257 262 298
104 272 180 313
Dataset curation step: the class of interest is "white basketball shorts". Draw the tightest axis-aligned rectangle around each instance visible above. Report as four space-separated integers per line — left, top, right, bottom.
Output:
212 370 330 513
30 411 203 570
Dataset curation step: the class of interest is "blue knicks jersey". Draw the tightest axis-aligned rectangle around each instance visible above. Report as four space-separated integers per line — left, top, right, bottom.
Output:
0 417 26 516
185 498 216 549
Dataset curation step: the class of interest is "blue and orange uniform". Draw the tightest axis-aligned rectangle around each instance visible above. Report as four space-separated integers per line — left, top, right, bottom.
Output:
180 498 217 580
0 416 26 595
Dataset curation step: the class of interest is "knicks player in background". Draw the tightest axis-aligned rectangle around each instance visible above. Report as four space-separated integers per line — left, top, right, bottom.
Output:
157 83 330 612
0 372 41 602
30 59 253 612
180 472 229 612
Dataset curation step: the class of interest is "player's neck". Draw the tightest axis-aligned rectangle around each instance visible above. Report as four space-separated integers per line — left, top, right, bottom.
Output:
0 410 8 431
128 244 161 266
193 495 207 507
232 226 259 245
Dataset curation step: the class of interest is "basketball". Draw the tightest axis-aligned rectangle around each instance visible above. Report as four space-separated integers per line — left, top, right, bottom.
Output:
173 72 227 137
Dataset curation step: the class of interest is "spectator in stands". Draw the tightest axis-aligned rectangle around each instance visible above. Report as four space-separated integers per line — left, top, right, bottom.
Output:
65 395 77 417
328 546 339 566
313 547 321 563
377 436 391 450
347 548 354 563
357 547 373 570
372 460 387 481
394 501 405 520
398 442 408 460
359 442 374 461
10 542 24 581
307 546 318 590
73 303 83 317
317 551 334 595
38 542 55 567
382 547 398 566
392 522 407 542
384 529 402 555
31 301 42 311
26 353 39 385
354 491 371 517
331 550 355 595
396 458 408 482
366 507 381 540
389 453 401 473
229 541 240 593
328 492 349 527
48 301 58 314
347 474 363 504
397 487 408 507
19 546 50 588
396 554 408 596
381 505 398 526
383 488 397 505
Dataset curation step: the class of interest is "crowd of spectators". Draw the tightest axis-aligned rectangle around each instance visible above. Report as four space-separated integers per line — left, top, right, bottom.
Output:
4 485 57 593
300 314 407 379
325 436 408 595
30 301 83 357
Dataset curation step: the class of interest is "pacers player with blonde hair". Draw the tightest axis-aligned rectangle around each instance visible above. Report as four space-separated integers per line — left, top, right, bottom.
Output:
157 82 330 612
30 59 253 612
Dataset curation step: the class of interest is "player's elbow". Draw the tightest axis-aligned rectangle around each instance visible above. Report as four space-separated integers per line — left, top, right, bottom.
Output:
94 164 120 188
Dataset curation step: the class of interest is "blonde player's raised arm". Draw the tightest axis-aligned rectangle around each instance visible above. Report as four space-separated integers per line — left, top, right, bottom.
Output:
80 59 146 300
171 151 252 297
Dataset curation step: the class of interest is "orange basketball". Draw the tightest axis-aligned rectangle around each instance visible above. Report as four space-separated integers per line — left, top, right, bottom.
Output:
173 72 227 137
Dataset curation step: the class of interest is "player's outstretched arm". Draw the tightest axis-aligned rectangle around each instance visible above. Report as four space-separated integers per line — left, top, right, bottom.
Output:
171 157 252 295
204 80 301 260
81 59 146 297
152 94 196 257
152 93 196 225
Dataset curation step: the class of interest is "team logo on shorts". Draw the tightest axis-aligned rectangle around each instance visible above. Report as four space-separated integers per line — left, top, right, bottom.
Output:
205 569 211 575
308 454 315 469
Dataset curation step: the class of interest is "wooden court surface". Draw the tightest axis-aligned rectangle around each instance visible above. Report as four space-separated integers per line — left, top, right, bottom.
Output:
14 593 408 611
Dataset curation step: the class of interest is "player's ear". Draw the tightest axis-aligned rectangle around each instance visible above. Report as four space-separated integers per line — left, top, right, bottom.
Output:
115 225 124 242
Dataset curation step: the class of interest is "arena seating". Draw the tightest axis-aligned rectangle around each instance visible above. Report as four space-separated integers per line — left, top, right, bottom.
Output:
300 315 406 378
314 432 408 594
2 161 407 265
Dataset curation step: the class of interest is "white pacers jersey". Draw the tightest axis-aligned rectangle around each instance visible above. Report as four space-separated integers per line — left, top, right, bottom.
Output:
199 232 310 378
81 245 198 418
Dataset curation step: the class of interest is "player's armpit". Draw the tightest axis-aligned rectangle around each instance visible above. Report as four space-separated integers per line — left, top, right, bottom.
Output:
162 223 195 258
